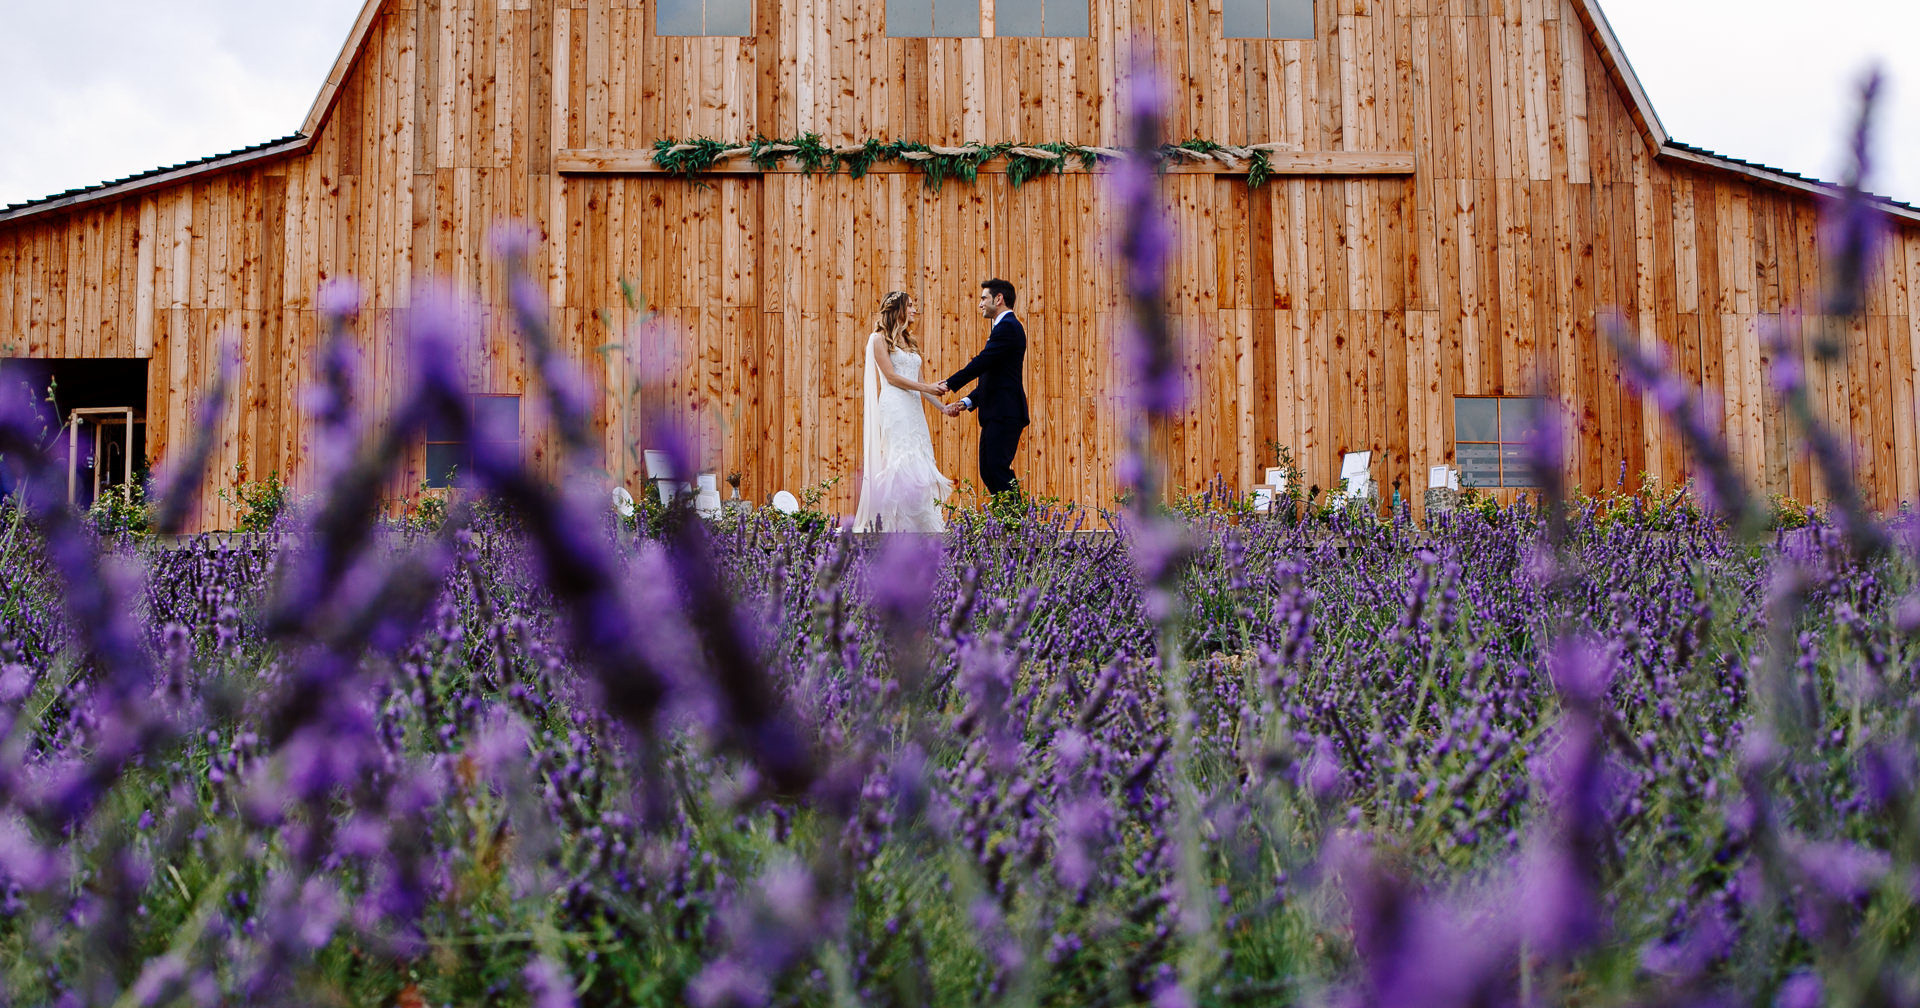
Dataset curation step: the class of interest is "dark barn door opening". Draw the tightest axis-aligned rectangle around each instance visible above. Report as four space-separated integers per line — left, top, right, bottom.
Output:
3 358 151 510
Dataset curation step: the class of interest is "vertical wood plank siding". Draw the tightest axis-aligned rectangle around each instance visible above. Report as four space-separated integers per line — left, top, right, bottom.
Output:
2 0 1917 528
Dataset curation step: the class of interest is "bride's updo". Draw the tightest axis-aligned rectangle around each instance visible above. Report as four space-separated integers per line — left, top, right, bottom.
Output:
874 291 918 353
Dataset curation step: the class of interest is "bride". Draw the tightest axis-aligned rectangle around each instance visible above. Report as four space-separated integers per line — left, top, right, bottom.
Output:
854 291 953 532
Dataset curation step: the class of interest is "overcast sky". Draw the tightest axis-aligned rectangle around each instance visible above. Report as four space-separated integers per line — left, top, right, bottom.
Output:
1 0 1915 207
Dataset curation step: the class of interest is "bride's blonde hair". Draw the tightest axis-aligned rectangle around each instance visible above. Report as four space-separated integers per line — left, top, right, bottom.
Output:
874 291 918 353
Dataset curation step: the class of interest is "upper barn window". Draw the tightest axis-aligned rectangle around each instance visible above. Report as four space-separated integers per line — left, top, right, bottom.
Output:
886 0 1089 37
1222 0 1315 39
657 0 752 35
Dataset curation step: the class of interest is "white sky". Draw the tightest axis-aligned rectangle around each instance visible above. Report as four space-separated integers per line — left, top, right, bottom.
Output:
0 0 1915 207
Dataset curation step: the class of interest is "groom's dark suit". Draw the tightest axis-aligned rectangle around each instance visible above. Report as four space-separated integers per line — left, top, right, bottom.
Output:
946 311 1029 496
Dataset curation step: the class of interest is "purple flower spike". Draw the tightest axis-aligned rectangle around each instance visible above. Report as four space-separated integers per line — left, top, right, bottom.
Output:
493 223 595 458
151 335 240 534
490 222 538 262
1776 973 1823 1008
524 954 578 1008
1114 57 1181 426
1823 68 1886 319
1547 636 1614 708
317 277 363 321
311 279 364 479
869 532 943 629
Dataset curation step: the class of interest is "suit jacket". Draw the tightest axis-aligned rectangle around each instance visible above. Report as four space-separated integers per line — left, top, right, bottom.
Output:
946 312 1030 428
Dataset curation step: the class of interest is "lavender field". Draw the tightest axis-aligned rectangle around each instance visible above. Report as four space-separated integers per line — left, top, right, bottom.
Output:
1 474 1917 1007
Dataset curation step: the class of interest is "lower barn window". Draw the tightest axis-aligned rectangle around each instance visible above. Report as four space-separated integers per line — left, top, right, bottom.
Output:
1223 0 1315 38
1454 396 1544 489
425 394 521 489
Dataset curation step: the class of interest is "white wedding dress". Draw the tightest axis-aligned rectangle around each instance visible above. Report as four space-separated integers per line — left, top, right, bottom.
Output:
854 334 952 532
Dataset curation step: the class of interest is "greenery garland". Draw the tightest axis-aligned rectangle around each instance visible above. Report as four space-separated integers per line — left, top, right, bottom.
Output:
645 136 1279 189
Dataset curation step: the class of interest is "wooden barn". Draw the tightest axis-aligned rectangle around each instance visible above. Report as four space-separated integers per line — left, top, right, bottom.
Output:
4 0 1919 530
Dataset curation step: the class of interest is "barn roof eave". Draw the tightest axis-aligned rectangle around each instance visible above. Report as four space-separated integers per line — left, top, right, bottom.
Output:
0 0 382 227
1574 0 1920 226
0 135 311 225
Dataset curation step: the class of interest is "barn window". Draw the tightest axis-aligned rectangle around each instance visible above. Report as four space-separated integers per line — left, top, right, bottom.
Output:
1453 396 1543 489
425 394 521 489
1223 0 1315 39
995 0 1090 37
887 0 983 36
656 0 752 35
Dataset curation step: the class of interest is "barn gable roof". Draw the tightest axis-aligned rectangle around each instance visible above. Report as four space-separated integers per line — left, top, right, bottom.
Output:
0 0 385 224
1569 0 1920 223
2 0 1915 225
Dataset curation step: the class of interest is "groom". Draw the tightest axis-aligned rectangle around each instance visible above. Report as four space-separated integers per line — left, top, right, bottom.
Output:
936 278 1029 497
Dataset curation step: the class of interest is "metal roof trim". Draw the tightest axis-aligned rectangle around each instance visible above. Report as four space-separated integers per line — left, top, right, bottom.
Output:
0 135 310 224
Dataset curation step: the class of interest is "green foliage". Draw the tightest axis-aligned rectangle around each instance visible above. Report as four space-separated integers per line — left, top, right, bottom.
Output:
648 135 1280 191
86 480 152 537
1247 148 1274 189
1769 493 1820 530
789 132 835 176
1174 137 1224 155
1262 440 1307 524
648 136 733 180
1168 476 1258 522
389 478 453 532
796 474 842 513
1003 144 1073 188
747 134 792 173
837 138 890 180
219 463 288 533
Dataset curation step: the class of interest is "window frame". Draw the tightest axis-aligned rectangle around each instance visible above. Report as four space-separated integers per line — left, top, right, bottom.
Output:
655 0 754 37
1221 0 1317 40
884 0 1089 38
424 393 523 490
1452 395 1545 490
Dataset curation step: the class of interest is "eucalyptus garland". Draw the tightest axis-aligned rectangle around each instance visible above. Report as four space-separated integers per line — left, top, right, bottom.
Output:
644 136 1284 189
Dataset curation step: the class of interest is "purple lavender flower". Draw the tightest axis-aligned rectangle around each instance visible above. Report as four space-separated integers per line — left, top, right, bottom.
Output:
1822 69 1886 319
524 954 578 1008
150 335 239 535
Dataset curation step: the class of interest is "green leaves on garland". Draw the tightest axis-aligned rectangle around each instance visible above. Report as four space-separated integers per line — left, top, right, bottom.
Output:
644 136 1279 189
649 137 733 178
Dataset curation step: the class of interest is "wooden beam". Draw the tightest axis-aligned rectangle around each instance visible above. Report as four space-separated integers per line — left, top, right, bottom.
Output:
554 148 1418 176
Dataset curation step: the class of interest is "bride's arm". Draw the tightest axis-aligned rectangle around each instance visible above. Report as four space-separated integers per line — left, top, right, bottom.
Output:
870 334 941 395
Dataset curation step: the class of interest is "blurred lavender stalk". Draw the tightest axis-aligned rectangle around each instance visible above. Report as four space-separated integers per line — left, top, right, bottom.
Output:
1604 316 1760 538
1766 70 1891 563
150 335 239 536
1112 53 1217 1004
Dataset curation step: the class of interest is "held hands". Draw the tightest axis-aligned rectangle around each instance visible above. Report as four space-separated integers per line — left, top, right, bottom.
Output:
928 379 964 417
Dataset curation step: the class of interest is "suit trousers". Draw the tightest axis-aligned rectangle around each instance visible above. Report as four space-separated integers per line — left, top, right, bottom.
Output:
978 421 1023 496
